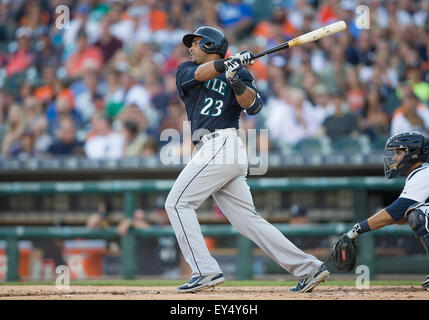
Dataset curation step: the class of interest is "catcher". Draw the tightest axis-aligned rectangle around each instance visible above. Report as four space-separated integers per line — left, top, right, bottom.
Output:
332 132 429 290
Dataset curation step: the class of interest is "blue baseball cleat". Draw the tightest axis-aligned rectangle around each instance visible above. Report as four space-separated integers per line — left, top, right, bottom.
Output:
290 264 330 293
422 275 429 290
177 273 225 293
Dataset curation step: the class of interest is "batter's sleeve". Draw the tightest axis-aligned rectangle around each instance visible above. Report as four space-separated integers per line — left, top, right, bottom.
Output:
176 61 202 98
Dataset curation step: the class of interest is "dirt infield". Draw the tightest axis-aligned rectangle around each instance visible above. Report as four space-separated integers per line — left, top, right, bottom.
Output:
0 285 427 300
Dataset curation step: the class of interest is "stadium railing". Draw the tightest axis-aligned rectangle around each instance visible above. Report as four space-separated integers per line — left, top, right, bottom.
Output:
0 177 426 282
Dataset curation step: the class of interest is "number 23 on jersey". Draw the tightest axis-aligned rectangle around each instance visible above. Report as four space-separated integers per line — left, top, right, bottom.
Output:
200 97 224 117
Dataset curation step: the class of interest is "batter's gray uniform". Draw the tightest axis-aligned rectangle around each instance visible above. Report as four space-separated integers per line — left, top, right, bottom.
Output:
165 127 323 279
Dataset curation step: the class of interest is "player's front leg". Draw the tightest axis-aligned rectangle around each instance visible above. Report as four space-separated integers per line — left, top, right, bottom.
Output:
164 167 222 279
164 138 244 286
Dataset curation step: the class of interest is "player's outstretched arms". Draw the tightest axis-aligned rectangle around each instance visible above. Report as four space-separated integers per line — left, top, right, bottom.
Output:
346 209 396 240
345 197 417 239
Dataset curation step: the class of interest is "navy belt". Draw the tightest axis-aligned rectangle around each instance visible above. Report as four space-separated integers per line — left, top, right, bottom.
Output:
193 132 220 145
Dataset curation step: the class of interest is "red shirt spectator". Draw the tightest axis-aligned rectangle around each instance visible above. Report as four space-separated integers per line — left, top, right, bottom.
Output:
66 29 104 78
6 27 34 77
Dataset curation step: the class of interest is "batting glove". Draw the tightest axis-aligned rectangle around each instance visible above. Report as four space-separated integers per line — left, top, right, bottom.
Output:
231 50 255 66
224 58 242 84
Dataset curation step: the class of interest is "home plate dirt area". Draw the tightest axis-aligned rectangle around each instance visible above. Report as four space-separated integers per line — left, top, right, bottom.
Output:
0 285 427 300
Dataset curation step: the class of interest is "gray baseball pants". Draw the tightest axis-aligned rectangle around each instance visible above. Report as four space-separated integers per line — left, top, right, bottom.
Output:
165 128 322 278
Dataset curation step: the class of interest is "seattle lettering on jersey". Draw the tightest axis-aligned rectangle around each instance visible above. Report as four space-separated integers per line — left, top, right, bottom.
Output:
204 78 227 96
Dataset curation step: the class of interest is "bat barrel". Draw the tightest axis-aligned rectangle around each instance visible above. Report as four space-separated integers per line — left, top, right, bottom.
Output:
253 20 347 59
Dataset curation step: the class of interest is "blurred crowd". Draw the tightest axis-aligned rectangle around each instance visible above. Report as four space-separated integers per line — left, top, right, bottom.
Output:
0 0 428 161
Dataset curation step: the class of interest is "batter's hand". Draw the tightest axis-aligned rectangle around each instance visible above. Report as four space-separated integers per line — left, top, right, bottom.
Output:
224 58 242 84
231 51 255 66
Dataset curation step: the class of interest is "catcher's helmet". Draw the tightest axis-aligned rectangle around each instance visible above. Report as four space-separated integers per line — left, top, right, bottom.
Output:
384 132 429 179
183 26 228 58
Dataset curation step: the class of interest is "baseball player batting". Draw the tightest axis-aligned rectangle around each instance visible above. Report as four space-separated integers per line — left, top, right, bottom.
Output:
333 132 429 290
164 26 330 293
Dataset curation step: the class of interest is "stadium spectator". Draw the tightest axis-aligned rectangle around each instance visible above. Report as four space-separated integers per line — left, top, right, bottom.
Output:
34 66 59 106
106 0 135 48
86 200 111 229
0 0 12 43
128 42 162 83
65 28 104 79
71 68 105 125
9 128 36 159
104 67 125 118
406 66 429 104
318 43 353 95
0 89 13 144
119 66 152 114
345 68 366 114
94 15 123 64
141 136 159 157
265 86 320 148
310 84 335 127
1 103 26 156
23 96 44 132
321 90 359 140
118 103 151 138
32 117 52 153
390 90 429 136
46 92 82 137
122 119 148 157
46 116 84 156
18 80 34 104
159 99 187 136
217 0 255 42
358 88 390 142
353 30 376 66
117 209 151 236
33 27 63 74
5 27 34 77
62 1 101 56
84 113 124 160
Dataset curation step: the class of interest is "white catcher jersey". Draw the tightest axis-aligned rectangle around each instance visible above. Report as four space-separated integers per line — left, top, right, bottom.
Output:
400 163 429 203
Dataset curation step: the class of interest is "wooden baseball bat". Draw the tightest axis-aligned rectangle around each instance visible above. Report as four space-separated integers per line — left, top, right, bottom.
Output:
254 20 347 59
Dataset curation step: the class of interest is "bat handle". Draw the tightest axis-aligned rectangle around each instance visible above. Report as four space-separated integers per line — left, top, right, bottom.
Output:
254 52 266 59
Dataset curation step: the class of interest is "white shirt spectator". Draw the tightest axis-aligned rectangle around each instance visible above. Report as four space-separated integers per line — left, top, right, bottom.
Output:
84 132 124 160
265 90 321 147
391 104 429 136
122 84 151 112
313 102 335 127
84 115 125 159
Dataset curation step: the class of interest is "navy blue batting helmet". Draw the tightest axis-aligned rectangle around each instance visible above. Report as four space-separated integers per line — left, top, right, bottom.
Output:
183 26 228 58
384 132 429 179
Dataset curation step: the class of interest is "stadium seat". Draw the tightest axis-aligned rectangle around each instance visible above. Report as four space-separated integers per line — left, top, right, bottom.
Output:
293 137 331 155
329 135 371 154
372 134 390 152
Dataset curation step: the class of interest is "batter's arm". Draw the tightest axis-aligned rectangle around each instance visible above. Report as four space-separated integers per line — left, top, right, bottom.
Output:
194 59 227 82
234 86 257 109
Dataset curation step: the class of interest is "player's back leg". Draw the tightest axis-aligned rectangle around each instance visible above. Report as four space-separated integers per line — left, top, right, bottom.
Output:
212 175 324 279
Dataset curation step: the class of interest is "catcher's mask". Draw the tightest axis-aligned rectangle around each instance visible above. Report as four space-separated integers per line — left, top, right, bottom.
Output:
384 132 429 179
